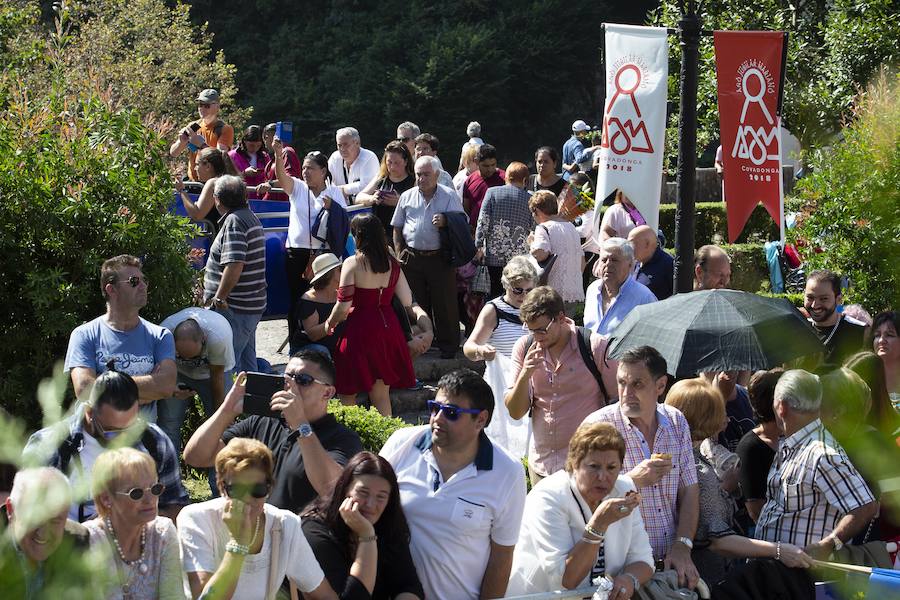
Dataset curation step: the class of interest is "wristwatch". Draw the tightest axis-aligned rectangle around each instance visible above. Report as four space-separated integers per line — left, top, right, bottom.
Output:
675 536 694 550
829 534 844 552
295 422 313 438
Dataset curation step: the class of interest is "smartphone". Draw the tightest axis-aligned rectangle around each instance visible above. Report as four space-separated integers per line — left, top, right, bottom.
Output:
190 122 201 132
243 372 284 418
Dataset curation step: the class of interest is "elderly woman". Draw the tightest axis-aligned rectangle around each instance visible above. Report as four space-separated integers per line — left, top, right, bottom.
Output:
528 146 565 196
598 189 644 242
178 438 337 599
508 422 652 600
736 369 783 523
529 189 585 308
355 141 415 237
228 125 270 197
301 452 423 600
86 448 183 600
665 379 813 583
175 147 239 223
463 256 535 456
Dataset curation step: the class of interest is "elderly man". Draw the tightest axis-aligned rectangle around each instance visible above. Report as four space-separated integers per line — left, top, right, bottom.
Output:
473 161 535 298
413 133 455 188
169 88 234 181
203 174 267 374
64 254 176 422
463 144 506 228
381 369 527 600
584 238 657 336
327 126 379 203
184 350 362 513
24 369 189 522
755 369 877 556
803 270 866 365
392 156 466 359
396 121 420 157
1 468 92 597
506 287 617 483
583 346 700 588
628 225 674 300
158 307 235 456
693 245 732 290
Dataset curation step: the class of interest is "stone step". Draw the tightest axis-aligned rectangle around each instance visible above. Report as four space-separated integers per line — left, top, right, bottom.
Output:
413 351 485 380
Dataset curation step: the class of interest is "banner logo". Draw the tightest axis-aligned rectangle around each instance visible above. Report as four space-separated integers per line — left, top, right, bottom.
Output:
602 60 655 155
732 60 779 166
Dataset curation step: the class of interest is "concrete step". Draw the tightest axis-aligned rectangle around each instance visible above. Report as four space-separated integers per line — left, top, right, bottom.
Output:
413 350 485 380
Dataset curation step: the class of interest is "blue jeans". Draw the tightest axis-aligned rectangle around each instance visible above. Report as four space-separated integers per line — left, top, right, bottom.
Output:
218 307 263 374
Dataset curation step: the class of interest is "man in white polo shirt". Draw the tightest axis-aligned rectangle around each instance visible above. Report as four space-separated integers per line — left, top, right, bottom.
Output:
380 369 526 600
327 126 379 204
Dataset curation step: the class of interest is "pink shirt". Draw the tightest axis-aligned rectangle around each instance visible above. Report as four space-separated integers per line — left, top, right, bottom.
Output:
509 320 617 477
582 403 698 559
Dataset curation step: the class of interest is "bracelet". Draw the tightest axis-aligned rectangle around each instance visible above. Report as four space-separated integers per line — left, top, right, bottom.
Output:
580 535 603 545
225 540 250 555
584 524 605 539
622 572 641 591
358 534 377 543
775 541 782 561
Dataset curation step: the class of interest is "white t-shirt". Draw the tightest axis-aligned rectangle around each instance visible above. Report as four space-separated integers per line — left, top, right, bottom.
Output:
160 307 235 380
327 148 380 197
380 425 527 600
178 497 325 599
286 178 346 250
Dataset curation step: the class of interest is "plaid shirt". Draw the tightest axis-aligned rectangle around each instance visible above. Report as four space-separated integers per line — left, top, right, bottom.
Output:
23 403 189 521
755 418 874 548
583 403 698 559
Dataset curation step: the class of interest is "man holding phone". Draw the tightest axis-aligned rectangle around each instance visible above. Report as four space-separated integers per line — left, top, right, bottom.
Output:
169 88 235 181
183 350 362 513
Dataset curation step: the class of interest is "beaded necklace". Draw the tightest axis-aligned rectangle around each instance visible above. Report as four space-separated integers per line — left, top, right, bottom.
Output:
105 517 148 598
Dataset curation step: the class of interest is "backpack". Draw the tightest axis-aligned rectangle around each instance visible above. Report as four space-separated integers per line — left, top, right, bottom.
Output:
491 301 522 330
192 118 225 141
524 325 610 415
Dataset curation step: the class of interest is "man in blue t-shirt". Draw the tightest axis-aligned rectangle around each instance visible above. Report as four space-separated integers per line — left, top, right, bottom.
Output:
64 255 177 422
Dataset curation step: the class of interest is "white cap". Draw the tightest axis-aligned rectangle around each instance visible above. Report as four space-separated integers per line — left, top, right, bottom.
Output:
571 120 589 132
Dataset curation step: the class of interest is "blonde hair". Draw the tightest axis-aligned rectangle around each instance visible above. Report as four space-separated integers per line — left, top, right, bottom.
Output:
501 256 537 289
566 422 626 473
528 189 558 216
91 448 157 518
665 378 725 442
215 438 274 485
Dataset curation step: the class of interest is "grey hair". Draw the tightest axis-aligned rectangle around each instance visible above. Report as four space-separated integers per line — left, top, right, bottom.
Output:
775 369 822 413
336 127 360 141
397 121 420 137
467 121 482 137
601 237 635 264
414 155 441 172
213 174 248 210
9 468 71 532
501 256 538 289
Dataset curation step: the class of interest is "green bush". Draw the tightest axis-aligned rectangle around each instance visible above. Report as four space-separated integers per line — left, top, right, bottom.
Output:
328 401 411 453
662 243 770 293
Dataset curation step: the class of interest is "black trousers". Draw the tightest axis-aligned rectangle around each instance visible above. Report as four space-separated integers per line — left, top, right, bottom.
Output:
285 247 312 354
402 252 459 353
487 265 504 299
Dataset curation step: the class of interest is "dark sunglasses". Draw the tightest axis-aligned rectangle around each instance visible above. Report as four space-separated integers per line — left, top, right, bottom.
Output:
91 413 141 443
511 286 534 296
284 371 331 387
306 151 325 158
115 482 165 501
197 103 212 109
120 275 148 288
224 481 271 499
427 400 483 421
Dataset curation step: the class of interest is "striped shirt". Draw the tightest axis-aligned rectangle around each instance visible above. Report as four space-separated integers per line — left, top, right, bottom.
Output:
487 297 524 358
204 207 267 314
755 419 874 548
582 403 698 559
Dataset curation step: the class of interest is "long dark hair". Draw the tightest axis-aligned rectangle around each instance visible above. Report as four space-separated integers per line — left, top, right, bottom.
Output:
236 125 268 164
302 452 410 554
351 213 391 273
304 150 333 184
845 351 899 434
197 147 238 176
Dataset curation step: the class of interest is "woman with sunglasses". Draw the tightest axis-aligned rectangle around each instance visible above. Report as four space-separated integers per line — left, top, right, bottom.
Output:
355 141 416 238
273 138 348 353
301 451 424 600
86 447 184 599
463 256 537 456
178 438 338 600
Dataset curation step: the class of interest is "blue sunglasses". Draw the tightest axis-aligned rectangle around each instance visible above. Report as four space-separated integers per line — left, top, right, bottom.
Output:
427 400 483 421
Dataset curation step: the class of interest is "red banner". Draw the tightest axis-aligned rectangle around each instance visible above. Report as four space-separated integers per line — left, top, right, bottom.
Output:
714 31 787 242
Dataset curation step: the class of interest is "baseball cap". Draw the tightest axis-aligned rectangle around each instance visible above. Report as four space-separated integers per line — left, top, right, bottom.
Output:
196 89 220 104
571 120 590 132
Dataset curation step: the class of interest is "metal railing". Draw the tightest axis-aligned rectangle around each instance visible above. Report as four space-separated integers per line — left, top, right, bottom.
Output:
504 587 597 600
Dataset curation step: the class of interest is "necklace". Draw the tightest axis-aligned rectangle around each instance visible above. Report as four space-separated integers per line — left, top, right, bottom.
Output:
106 517 149 581
248 514 262 550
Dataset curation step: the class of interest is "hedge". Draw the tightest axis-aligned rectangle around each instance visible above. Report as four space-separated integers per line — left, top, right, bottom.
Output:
662 243 769 293
328 401 411 452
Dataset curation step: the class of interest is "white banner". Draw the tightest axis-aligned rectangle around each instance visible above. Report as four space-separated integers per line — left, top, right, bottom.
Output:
593 24 669 236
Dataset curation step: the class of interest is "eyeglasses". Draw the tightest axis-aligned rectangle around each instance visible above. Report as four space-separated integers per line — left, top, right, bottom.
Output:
427 400 483 421
120 275 149 288
224 481 271 499
525 319 556 335
197 103 212 109
90 413 141 443
511 286 534 296
284 371 331 387
115 482 165 501
306 151 324 158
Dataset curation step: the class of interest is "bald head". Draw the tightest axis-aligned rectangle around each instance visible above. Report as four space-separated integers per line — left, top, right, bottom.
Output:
627 226 658 264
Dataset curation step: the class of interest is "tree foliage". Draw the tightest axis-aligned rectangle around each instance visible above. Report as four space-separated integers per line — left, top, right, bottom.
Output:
792 71 900 313
652 0 900 164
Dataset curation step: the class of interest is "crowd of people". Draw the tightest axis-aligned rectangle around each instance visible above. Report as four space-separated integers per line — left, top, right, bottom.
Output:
2 88 899 600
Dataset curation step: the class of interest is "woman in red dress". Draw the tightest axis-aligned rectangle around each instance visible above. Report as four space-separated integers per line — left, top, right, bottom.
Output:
325 213 416 416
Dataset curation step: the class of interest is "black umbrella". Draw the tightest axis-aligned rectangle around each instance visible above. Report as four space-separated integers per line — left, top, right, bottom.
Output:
607 289 825 377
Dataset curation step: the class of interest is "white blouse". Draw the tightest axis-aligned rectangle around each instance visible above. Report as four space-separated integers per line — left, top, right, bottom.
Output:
286 178 346 250
506 471 654 596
